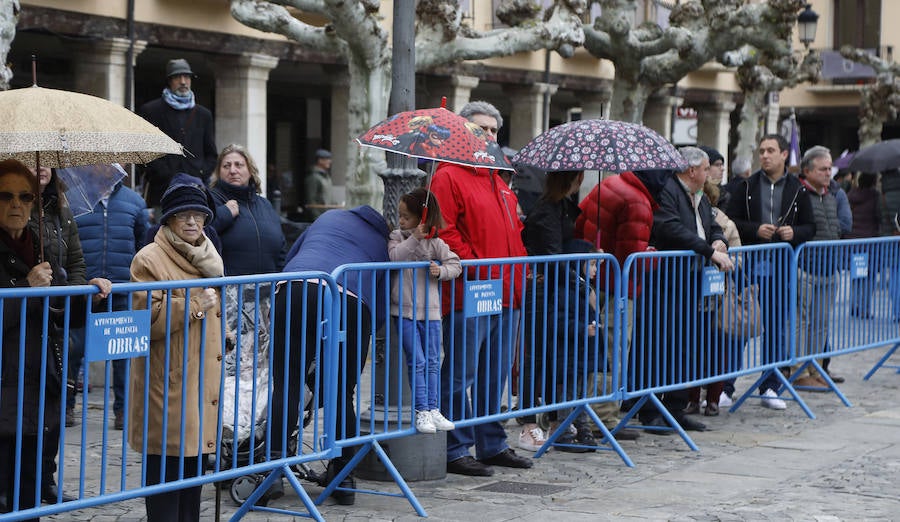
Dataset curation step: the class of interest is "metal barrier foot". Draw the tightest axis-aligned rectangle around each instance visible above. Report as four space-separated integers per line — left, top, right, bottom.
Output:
864 342 900 380
792 360 852 407
315 441 427 517
229 464 324 522
732 369 817 419
620 394 699 451
533 405 634 467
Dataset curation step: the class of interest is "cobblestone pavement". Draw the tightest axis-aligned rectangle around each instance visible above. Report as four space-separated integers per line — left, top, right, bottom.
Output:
44 341 900 521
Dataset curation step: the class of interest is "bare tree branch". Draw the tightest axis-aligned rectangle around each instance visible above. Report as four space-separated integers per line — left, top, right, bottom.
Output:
0 0 19 90
583 0 806 122
416 0 585 70
841 45 900 146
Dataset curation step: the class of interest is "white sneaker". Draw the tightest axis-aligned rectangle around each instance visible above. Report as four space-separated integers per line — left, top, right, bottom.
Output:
719 392 734 408
429 409 455 431
517 424 548 452
415 410 437 433
761 389 786 410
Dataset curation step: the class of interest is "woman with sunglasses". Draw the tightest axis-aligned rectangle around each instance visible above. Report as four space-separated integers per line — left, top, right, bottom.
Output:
0 159 110 520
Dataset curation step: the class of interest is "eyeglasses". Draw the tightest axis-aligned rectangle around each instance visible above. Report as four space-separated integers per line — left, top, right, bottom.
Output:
173 211 207 224
0 191 36 203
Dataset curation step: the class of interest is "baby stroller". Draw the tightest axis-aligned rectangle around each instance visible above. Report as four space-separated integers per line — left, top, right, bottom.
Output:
217 283 327 506
219 350 326 506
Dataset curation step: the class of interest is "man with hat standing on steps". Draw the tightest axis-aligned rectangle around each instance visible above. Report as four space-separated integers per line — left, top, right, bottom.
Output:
138 58 217 212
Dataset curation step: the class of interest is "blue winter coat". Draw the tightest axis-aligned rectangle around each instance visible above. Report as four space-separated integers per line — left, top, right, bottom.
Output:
75 183 149 285
209 180 285 275
283 206 390 329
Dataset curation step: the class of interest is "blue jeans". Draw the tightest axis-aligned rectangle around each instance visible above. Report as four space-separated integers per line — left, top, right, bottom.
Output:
440 308 519 462
398 318 442 412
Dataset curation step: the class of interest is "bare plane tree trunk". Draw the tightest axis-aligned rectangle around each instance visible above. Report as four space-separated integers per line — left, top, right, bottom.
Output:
734 88 767 161
733 48 819 161
608 73 650 123
0 0 20 91
345 54 391 208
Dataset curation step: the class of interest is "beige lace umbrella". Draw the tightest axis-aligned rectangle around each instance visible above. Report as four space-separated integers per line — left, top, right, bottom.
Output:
0 85 183 168
0 85 183 261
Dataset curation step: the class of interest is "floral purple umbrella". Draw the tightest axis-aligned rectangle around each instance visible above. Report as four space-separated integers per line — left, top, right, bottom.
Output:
511 119 686 173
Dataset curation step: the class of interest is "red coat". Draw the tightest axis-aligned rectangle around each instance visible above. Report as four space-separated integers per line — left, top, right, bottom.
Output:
574 171 656 298
431 162 527 314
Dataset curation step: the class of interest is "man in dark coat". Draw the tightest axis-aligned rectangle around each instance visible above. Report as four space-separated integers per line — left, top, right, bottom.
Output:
726 133 815 408
648 147 733 432
138 59 217 208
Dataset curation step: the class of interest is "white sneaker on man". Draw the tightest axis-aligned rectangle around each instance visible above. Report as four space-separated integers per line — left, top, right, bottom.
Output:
415 410 437 433
429 409 455 431
719 392 734 408
761 389 786 410
517 425 548 452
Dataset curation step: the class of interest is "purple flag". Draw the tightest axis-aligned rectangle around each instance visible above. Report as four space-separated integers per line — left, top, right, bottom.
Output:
788 116 800 167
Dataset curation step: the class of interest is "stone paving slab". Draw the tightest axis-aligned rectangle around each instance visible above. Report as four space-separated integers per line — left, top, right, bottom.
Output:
37 345 900 520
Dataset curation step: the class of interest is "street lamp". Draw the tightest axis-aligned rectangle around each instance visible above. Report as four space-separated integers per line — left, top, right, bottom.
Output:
797 3 819 48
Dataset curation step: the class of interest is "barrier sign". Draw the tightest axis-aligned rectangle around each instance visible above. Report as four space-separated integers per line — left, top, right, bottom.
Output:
702 267 725 297
851 253 868 279
86 310 151 361
464 279 503 317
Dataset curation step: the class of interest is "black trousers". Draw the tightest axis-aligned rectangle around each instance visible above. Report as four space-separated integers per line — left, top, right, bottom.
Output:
144 454 204 522
270 282 371 453
0 434 39 522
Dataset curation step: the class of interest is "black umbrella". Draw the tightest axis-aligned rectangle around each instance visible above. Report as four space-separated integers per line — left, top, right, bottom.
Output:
847 139 900 173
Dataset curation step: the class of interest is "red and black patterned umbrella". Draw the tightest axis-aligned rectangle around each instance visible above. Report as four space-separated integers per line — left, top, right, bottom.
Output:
512 119 686 173
356 106 514 171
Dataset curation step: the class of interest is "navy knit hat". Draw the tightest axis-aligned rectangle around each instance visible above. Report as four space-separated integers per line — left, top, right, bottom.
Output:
563 239 596 254
159 173 213 225
698 145 724 165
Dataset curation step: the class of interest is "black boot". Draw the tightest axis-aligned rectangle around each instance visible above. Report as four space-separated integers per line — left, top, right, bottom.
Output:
41 475 76 504
573 415 597 451
258 474 284 506
324 459 355 506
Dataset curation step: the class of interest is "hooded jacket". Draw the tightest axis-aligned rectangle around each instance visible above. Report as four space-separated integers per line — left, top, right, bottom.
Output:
430 162 527 314
283 205 390 328
75 182 149 286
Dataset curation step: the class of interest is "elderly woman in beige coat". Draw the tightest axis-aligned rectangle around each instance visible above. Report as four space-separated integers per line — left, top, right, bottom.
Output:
129 173 223 522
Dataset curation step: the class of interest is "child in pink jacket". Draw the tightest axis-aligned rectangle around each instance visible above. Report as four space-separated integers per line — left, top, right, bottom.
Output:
389 188 462 433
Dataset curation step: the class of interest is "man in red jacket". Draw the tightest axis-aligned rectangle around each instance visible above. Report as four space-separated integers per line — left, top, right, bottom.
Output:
575 169 671 438
432 101 532 476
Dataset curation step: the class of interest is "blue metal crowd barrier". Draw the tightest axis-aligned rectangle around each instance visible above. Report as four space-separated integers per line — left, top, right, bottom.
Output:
5 238 900 521
0 272 340 522
794 237 900 382
616 244 812 445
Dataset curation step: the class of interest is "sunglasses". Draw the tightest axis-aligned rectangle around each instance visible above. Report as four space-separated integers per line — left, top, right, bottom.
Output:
0 191 36 203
